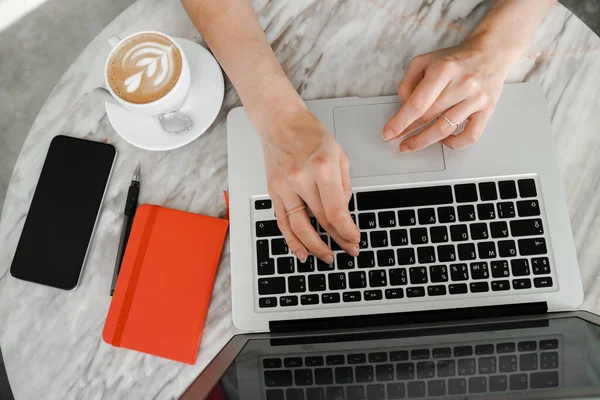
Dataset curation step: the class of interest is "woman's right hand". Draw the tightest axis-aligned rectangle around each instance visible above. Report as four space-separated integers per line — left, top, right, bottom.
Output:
260 105 361 264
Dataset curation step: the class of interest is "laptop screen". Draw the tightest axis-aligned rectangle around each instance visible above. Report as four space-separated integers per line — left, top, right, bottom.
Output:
202 316 600 399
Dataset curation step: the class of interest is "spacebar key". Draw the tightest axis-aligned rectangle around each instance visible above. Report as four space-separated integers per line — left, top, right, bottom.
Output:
356 185 453 211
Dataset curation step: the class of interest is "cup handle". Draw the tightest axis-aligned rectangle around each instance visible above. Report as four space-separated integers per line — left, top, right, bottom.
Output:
93 87 120 107
108 35 121 49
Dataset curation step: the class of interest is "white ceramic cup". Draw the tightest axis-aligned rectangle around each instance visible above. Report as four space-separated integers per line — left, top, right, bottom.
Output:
98 31 191 117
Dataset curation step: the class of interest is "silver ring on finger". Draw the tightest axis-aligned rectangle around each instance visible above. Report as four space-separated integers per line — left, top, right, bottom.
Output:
441 114 461 128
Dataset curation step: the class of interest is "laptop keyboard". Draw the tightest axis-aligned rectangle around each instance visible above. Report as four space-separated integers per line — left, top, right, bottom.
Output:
252 176 556 310
260 337 560 399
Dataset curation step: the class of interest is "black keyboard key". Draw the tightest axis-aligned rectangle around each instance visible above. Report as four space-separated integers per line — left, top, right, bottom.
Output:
470 281 489 293
418 208 436 224
369 270 388 287
315 368 334 385
258 258 275 275
346 386 366 400
511 259 530 276
475 344 494 355
259 297 277 308
534 277 553 287
428 380 446 397
325 386 343 399
370 231 388 248
478 182 498 201
450 264 469 281
349 195 355 212
343 291 362 302
430 226 448 243
449 283 468 294
499 355 517 372
301 294 319 305
387 383 406 399
497 343 516 353
357 185 453 210
469 377 487 394
448 378 467 395
308 274 326 291
406 287 425 297
390 229 409 246
518 178 537 198
470 262 489 279
279 296 298 307
458 205 476 222
277 257 295 274
540 339 558 350
365 290 383 301
358 213 377 229
450 225 469 241
349 271 367 289
306 356 324 367
454 346 473 357
470 223 489 240
366 384 385 400
499 180 517 199
437 245 456 262
437 206 456 223
409 267 428 284
347 354 366 364
376 364 394 381
335 367 353 384
531 371 559 389
497 202 515 219
457 243 476 260
405 381 425 398
271 238 288 255
511 218 544 237
489 375 508 392
478 356 497 374
541 351 559 369
490 221 509 238
477 203 496 221
396 363 415 380
328 273 347 290
532 257 551 274
288 276 306 293
478 241 497 259
326 355 345 365
378 211 396 228
294 369 313 386
377 249 395 267
509 373 528 390
417 361 435 379
417 246 436 264
491 260 510 278
411 349 430 360
517 199 541 217
257 239 270 260
322 293 340 303
337 253 356 270
264 370 293 387
286 389 303 400
518 341 537 352
455 183 477 203
258 277 286 295
433 347 452 358
305 388 323 400
397 248 416 265
331 239 342 251
264 358 282 369
520 353 538 371
518 238 548 256
429 265 448 282
256 220 282 237
284 357 302 367
385 288 404 299
356 365 374 383
492 280 510 291
297 256 315 272
317 258 335 272
389 268 408 286
427 285 447 296
498 240 517 257
438 360 455 377
359 232 368 249
398 209 417 226
391 351 409 361
410 227 428 245
458 358 476 375
255 199 272 210
357 251 375 268
513 278 532 289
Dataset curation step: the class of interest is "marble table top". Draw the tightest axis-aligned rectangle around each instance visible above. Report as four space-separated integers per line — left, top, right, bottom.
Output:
1 0 599 398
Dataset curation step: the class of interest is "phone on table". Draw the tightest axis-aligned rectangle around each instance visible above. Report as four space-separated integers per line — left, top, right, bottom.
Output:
10 135 116 290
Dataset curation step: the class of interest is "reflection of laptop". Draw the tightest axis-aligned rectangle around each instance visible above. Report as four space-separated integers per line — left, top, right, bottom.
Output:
226 83 582 332
184 311 600 399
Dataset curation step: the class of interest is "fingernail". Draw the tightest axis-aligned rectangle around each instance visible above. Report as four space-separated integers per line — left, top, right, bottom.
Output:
323 254 334 264
382 128 396 141
400 143 412 153
349 246 359 257
297 251 307 263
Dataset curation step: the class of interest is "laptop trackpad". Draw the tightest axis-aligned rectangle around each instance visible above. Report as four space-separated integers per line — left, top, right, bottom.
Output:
333 103 445 178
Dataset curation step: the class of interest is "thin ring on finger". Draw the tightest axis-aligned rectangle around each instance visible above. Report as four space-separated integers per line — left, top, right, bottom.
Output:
286 204 307 216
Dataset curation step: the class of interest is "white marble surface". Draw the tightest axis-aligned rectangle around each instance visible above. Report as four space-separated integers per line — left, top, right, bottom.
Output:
0 0 599 398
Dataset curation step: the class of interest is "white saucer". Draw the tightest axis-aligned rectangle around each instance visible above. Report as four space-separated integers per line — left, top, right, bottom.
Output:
106 38 224 151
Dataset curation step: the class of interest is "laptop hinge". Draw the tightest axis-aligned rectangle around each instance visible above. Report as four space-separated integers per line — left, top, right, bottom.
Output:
269 302 548 333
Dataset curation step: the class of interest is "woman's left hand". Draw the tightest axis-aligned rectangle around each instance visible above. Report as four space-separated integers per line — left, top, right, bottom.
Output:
382 39 513 152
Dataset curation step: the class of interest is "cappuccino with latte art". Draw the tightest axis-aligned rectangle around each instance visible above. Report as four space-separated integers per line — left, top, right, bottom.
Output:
107 33 183 104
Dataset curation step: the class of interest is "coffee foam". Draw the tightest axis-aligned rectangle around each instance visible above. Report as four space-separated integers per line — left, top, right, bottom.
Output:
107 33 183 104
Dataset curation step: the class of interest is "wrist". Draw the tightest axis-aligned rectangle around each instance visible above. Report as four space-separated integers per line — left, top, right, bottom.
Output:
466 29 525 67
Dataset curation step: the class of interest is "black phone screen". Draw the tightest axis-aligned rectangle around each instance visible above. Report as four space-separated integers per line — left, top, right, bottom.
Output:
10 135 116 290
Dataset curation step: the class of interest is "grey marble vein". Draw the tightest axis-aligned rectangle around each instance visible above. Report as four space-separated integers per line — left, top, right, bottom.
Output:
0 0 599 399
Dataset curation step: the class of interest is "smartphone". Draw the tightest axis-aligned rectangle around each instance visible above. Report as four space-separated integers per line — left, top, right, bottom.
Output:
10 135 116 290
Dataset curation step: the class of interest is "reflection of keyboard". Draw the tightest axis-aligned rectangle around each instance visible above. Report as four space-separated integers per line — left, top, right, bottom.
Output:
261 338 560 399
252 176 556 310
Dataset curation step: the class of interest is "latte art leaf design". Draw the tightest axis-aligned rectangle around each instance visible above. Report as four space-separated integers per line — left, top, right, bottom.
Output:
121 41 176 94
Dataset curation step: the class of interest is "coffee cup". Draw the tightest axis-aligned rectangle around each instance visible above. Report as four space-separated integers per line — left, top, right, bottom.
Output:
95 31 191 117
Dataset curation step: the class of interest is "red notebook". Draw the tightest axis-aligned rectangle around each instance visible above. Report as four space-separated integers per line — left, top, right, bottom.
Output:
102 204 229 364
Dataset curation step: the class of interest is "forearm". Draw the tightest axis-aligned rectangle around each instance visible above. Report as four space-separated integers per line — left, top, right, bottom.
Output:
468 0 557 63
181 0 303 136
